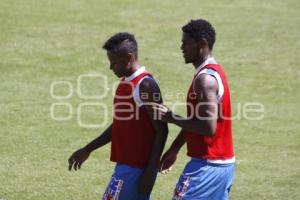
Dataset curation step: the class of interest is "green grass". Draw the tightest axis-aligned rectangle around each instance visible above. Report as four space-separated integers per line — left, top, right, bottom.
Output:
1 0 299 199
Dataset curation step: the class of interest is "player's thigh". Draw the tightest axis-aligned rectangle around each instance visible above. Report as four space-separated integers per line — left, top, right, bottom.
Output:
102 165 150 200
172 162 235 200
220 164 235 200
102 175 149 200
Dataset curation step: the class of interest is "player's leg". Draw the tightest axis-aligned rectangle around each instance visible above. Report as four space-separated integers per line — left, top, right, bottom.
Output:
172 158 235 200
102 164 156 200
172 158 209 200
219 164 235 200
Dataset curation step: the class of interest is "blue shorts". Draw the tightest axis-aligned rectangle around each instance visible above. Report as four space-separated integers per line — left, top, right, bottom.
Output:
102 164 157 200
172 158 235 200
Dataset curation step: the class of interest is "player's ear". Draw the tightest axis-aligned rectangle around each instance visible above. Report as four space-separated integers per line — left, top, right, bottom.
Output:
127 53 135 62
199 38 208 49
198 39 209 55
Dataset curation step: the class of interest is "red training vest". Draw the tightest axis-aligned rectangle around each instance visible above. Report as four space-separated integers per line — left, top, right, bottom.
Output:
185 64 234 160
111 72 156 168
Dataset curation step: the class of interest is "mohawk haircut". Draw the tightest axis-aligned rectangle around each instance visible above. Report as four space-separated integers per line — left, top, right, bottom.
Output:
102 32 138 58
182 19 216 50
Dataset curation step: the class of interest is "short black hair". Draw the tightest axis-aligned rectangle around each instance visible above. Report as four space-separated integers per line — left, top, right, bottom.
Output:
102 32 138 58
182 19 216 50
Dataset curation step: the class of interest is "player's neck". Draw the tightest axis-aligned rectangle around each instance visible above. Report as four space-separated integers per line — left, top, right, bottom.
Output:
125 62 141 77
193 53 211 69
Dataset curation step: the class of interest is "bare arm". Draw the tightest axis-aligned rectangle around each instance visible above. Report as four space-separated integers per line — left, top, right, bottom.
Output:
168 129 186 153
153 74 218 136
83 124 112 152
138 77 168 195
159 129 185 172
68 124 112 171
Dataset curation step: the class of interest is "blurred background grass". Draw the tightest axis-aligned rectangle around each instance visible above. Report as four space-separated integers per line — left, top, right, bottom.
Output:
0 0 299 199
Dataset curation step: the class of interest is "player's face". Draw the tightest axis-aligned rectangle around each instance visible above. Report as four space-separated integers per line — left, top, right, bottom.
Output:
180 33 199 64
107 51 130 78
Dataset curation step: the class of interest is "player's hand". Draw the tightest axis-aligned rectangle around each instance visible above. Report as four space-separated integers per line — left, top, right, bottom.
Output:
137 170 156 196
149 102 173 123
159 149 178 174
68 148 90 171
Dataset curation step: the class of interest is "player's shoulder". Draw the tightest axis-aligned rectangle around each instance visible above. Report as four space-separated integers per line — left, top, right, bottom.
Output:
194 73 218 92
139 75 159 91
137 75 162 103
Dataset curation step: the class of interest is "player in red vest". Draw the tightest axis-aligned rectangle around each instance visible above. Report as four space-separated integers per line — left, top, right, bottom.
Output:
68 32 168 200
152 19 235 199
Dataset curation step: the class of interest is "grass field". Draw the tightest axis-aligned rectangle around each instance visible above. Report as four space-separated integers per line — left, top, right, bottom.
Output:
1 0 300 199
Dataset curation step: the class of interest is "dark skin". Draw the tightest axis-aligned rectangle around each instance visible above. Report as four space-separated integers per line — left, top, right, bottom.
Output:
138 77 168 194
155 32 219 173
68 125 112 171
68 49 168 196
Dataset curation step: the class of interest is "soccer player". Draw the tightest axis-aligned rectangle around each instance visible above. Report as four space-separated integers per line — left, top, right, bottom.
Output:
152 19 235 199
68 32 168 200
